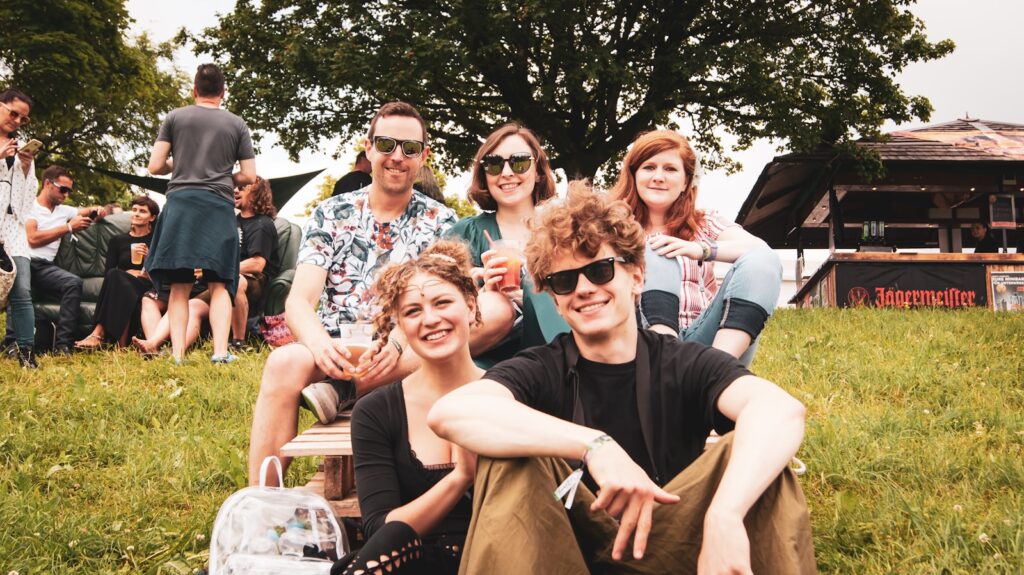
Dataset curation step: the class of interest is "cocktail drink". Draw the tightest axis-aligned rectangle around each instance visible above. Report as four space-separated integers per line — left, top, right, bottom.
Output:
337 322 374 379
493 239 523 293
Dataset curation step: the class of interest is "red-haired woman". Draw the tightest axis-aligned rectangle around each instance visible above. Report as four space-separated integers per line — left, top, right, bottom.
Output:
610 130 781 365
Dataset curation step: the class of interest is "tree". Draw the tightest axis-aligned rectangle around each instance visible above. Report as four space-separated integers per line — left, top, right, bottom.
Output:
0 0 188 204
194 0 952 180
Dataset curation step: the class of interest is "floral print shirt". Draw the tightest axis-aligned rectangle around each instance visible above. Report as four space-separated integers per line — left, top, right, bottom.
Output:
298 187 457 336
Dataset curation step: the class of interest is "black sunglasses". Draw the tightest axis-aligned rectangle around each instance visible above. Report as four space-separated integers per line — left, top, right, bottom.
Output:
372 136 424 157
544 257 628 295
480 153 534 176
47 179 72 195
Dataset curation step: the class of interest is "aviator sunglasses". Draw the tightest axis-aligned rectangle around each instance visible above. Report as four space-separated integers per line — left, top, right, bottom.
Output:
480 153 534 176
372 136 425 157
0 102 30 125
544 257 628 295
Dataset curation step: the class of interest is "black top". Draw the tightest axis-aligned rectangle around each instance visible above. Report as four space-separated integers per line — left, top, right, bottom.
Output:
238 214 279 278
332 170 372 197
974 231 1001 254
485 330 750 485
105 232 153 273
351 381 473 539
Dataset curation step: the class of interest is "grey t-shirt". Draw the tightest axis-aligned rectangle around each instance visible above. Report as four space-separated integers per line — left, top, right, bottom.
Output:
156 105 255 201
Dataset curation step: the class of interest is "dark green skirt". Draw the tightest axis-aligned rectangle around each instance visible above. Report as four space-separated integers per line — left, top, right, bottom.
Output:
145 188 239 300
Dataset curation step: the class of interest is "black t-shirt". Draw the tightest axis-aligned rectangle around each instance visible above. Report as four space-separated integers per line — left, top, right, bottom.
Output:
576 356 654 479
105 232 152 273
485 330 751 484
237 214 278 278
332 171 372 197
351 381 473 539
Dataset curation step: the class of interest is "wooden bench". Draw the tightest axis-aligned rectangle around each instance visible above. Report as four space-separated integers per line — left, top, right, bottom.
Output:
280 413 363 543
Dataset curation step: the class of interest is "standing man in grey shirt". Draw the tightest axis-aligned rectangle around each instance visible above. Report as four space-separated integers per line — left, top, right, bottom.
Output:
146 63 256 364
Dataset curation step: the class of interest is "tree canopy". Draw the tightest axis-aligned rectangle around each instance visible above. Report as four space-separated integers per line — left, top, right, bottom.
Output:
0 0 187 204
194 0 953 181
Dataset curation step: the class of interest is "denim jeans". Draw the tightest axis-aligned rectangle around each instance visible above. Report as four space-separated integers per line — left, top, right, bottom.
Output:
4 256 34 348
29 258 83 348
642 243 782 366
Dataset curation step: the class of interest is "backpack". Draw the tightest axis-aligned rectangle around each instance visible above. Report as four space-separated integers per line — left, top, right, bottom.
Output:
208 457 348 574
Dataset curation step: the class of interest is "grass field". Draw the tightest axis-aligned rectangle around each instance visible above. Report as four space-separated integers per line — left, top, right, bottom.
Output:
0 308 1021 574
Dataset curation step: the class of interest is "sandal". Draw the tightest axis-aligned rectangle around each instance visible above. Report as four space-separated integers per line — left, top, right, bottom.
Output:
74 333 104 350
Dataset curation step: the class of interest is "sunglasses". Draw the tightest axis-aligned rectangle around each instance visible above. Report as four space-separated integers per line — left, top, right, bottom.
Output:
372 136 424 157
0 102 30 125
544 257 628 295
480 153 534 176
47 179 72 195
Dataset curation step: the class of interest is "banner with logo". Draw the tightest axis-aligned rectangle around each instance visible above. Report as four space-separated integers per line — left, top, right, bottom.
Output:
834 263 988 308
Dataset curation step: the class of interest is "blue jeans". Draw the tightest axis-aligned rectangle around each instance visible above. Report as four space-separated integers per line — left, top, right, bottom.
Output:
642 244 781 366
5 256 35 348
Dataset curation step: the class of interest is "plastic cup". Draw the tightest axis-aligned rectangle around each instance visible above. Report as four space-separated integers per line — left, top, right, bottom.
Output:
336 322 374 379
130 243 144 265
493 239 523 292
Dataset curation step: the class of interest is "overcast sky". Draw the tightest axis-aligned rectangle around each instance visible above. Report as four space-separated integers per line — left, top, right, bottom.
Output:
126 0 1024 223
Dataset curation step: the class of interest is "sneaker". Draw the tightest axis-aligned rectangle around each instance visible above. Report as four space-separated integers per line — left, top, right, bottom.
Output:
2 340 19 359
210 353 238 364
301 380 357 424
17 346 37 369
51 344 73 357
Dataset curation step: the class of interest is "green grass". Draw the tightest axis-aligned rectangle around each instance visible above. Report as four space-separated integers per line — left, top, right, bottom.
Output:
0 308 1022 573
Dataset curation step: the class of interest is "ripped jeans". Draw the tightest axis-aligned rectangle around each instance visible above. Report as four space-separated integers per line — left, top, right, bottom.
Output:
641 243 781 366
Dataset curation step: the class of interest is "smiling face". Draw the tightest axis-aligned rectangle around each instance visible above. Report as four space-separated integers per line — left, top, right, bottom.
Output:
130 202 156 228
548 244 643 342
634 149 688 218
484 134 537 211
365 115 429 197
397 271 476 364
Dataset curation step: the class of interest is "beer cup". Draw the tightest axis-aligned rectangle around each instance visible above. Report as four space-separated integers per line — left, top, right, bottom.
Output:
130 243 144 265
492 239 524 292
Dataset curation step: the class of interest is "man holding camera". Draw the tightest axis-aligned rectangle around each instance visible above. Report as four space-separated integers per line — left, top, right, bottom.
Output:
23 165 106 356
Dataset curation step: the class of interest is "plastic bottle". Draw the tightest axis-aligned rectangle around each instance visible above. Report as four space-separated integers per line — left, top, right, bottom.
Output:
278 518 308 557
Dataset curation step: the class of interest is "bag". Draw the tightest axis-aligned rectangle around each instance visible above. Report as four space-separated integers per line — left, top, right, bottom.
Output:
0 243 15 310
208 457 348 575
259 312 296 348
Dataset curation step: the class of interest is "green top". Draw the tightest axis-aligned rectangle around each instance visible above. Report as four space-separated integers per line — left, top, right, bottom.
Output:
447 212 570 367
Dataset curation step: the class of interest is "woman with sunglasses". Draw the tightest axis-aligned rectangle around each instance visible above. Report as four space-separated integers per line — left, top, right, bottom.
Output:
610 130 781 365
74 196 160 349
331 240 481 575
447 124 568 367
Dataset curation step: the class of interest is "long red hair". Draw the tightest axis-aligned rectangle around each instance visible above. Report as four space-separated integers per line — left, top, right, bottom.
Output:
609 130 704 240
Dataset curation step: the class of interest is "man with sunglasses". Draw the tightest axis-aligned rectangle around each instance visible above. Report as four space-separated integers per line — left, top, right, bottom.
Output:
21 166 106 357
0 89 42 367
430 184 815 573
249 101 516 485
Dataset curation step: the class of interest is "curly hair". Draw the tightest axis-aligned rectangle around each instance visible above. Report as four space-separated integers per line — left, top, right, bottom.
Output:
247 176 277 218
467 123 556 211
609 130 705 240
526 181 646 292
370 240 481 343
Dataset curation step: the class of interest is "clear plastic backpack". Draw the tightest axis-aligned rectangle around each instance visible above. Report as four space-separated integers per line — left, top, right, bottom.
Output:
209 456 348 575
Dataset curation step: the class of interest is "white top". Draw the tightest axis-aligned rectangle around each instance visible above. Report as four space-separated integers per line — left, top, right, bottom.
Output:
0 157 38 258
26 200 77 261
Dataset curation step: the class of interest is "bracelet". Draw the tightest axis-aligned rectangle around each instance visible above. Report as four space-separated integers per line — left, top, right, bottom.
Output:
707 241 718 262
67 222 73 234
390 338 403 356
581 433 614 465
700 242 711 261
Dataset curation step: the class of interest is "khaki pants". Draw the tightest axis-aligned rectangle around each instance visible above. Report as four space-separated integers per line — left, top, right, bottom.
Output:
459 433 816 574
